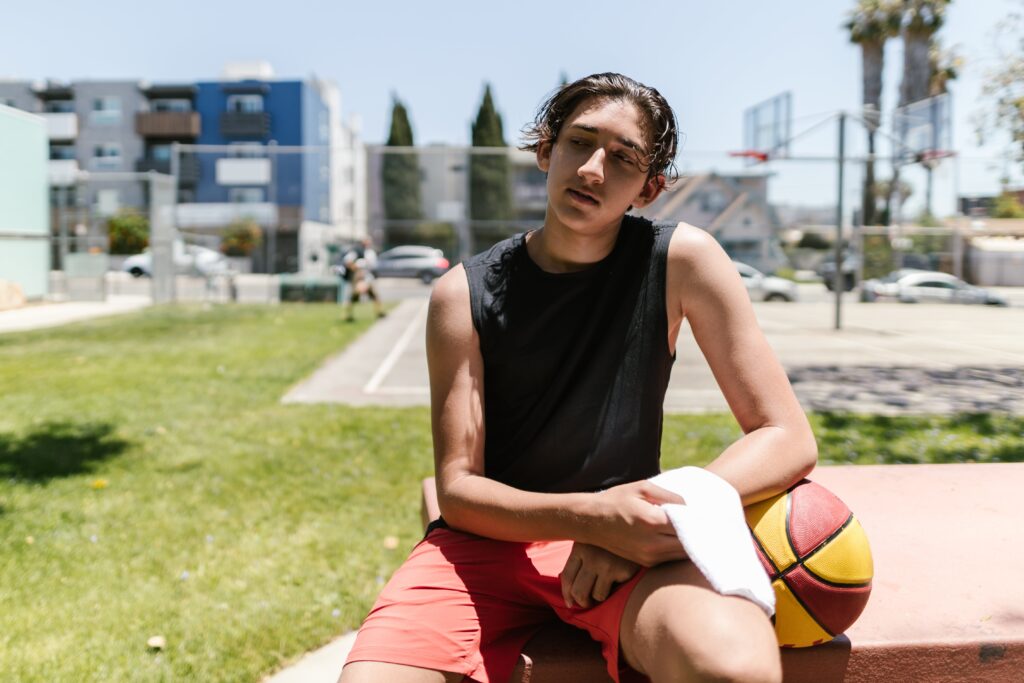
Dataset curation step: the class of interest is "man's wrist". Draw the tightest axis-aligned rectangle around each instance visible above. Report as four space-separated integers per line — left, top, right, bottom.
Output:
567 492 601 545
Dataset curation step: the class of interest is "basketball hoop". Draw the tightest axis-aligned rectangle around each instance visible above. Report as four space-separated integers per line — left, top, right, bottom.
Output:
916 149 955 168
728 149 770 164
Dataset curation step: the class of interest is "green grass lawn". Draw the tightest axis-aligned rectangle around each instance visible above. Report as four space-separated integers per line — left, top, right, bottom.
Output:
1 304 1021 682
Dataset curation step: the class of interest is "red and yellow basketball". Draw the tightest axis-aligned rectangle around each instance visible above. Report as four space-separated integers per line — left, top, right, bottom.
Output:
744 479 873 648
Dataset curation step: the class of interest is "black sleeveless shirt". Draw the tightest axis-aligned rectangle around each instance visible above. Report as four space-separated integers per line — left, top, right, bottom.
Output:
461 214 677 494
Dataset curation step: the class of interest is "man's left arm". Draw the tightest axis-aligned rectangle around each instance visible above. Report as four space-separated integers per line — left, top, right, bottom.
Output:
668 225 817 504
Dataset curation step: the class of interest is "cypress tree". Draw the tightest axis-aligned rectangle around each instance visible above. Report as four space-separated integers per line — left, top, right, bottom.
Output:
382 96 422 222
469 84 512 241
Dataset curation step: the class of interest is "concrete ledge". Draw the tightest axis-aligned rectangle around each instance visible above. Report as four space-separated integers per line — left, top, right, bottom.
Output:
420 464 1024 682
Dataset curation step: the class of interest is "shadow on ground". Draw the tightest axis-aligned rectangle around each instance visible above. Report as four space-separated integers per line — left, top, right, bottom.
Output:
0 421 130 482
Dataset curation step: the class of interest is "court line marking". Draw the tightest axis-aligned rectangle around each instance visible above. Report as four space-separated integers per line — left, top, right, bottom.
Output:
364 300 430 394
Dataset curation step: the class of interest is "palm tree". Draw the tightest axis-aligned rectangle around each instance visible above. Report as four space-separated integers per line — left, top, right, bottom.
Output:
900 0 951 107
928 39 962 97
887 0 952 224
845 0 902 226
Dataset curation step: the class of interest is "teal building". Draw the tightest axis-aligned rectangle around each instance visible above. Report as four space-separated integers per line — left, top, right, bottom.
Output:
0 104 49 300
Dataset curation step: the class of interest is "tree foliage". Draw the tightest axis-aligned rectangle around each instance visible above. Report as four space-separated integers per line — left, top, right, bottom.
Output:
469 84 512 225
382 96 423 221
106 210 149 255
977 5 1024 169
992 191 1024 218
220 219 262 257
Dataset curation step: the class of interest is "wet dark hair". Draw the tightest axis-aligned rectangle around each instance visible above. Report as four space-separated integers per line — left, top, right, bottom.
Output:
520 72 679 184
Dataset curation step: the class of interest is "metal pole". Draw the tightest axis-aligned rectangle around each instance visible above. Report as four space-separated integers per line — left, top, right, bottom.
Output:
57 185 68 271
269 140 278 276
833 112 846 331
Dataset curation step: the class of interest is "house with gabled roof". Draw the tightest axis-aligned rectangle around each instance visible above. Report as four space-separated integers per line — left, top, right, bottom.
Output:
634 171 787 273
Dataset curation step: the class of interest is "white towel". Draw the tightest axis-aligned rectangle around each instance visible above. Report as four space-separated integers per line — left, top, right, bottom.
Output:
648 466 776 617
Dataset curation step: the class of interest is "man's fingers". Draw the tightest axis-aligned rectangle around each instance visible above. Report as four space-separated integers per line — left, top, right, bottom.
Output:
560 554 582 608
640 482 685 506
592 575 614 603
570 569 597 609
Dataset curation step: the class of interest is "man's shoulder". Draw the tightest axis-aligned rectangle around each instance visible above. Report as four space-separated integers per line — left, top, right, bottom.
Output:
666 222 721 265
462 233 521 273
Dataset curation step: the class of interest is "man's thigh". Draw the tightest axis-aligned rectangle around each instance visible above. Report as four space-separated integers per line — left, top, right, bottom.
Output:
619 560 781 682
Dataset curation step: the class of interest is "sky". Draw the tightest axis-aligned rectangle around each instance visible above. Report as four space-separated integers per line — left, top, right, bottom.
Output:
1 0 1019 216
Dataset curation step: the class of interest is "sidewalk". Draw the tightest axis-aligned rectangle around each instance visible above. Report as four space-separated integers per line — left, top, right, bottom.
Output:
262 632 356 683
0 296 151 334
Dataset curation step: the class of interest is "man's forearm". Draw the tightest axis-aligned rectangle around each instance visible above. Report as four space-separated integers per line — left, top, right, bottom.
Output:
438 473 598 544
704 424 817 506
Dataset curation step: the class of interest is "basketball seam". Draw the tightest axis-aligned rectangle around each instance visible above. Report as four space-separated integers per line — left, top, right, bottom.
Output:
780 572 837 640
749 527 781 579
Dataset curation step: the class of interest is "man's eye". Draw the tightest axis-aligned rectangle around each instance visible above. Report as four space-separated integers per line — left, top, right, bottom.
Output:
570 138 588 146
617 154 634 165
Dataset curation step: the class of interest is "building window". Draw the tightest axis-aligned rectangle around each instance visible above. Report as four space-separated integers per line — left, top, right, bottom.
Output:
45 100 74 113
229 187 265 203
150 98 191 113
700 190 727 213
90 96 122 125
49 144 75 160
177 188 195 203
95 189 121 216
91 143 122 170
148 144 172 162
226 94 264 113
2 98 16 108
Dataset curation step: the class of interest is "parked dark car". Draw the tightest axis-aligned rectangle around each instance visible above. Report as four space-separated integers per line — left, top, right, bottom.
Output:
372 245 450 284
819 253 860 292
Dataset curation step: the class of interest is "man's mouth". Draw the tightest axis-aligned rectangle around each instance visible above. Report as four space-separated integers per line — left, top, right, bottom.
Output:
568 188 599 205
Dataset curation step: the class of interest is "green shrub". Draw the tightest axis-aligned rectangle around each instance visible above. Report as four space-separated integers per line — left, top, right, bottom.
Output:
106 211 149 255
220 219 262 257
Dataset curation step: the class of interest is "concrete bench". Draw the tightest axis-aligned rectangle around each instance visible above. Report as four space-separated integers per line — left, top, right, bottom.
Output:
420 464 1024 682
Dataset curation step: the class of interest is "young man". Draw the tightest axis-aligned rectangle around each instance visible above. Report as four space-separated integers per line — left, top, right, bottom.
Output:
341 73 816 683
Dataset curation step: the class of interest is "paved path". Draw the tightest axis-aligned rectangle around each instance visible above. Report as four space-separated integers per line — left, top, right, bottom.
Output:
0 295 151 334
262 632 356 683
283 297 1024 415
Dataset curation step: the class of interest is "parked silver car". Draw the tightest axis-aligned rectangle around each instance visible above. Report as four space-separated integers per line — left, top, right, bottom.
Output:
734 261 798 302
861 270 1008 306
372 246 450 284
122 241 230 278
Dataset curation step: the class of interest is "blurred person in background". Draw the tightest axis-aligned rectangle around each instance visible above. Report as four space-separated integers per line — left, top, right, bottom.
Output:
341 236 384 322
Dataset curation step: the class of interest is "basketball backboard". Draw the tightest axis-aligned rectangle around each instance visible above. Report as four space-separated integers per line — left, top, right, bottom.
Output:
740 91 793 165
894 93 952 164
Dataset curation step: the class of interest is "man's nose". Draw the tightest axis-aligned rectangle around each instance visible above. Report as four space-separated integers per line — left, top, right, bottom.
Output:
578 148 605 183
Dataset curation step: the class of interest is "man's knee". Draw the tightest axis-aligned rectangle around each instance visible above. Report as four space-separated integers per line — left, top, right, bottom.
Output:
655 610 781 683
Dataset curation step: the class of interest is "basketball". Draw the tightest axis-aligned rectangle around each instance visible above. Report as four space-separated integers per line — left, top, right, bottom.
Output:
744 479 873 648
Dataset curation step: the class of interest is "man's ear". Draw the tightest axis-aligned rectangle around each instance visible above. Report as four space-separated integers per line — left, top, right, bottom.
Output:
536 139 553 173
630 174 666 209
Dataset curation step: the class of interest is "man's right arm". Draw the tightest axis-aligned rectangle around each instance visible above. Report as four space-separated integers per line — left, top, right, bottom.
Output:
426 266 686 567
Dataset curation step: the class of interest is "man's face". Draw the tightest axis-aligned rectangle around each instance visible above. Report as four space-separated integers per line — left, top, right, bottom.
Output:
536 97 664 234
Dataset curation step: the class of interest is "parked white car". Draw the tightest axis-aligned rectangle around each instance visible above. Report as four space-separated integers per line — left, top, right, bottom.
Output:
122 241 230 278
861 270 1008 306
735 261 798 302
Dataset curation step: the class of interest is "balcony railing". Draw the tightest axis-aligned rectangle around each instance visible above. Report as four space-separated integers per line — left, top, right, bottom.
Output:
176 202 277 228
48 159 80 186
134 155 200 185
41 112 78 140
135 111 201 138
220 111 270 138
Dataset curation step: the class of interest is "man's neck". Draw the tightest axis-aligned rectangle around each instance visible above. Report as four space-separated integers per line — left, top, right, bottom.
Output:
527 215 624 274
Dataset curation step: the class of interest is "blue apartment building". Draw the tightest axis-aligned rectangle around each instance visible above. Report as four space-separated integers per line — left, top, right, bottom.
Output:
0 73 334 272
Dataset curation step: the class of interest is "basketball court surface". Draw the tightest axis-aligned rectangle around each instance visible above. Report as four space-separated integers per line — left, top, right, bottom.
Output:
281 292 1024 415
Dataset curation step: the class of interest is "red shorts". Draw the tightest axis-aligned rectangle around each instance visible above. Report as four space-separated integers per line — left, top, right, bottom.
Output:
345 526 649 682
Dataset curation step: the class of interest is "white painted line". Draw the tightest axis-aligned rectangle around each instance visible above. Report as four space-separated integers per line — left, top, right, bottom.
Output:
364 301 429 394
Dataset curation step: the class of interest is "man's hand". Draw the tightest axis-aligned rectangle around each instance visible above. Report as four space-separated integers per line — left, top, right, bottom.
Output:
560 542 640 609
582 480 688 567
